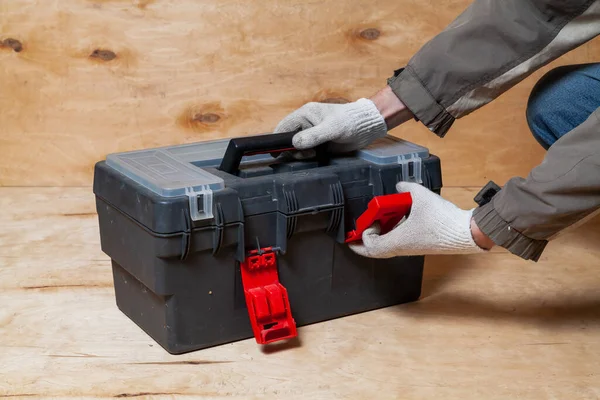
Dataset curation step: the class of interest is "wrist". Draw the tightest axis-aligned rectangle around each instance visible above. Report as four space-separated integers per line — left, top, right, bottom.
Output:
369 85 413 130
470 217 494 250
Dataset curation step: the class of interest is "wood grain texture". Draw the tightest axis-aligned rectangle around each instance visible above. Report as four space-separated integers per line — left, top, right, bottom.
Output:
1 187 599 399
1 0 599 187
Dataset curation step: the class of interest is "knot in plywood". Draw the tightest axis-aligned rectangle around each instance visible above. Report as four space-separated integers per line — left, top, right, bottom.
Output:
89 49 117 62
1 38 23 52
178 103 226 133
192 113 220 123
359 28 381 40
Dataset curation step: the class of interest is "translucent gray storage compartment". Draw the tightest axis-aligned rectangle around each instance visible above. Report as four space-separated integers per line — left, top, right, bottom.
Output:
106 134 429 220
106 146 225 221
357 136 428 183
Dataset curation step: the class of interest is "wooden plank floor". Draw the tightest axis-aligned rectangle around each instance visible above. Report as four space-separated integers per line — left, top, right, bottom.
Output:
1 187 599 399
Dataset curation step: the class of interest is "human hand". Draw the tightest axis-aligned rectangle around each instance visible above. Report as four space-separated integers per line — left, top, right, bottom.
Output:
274 86 413 155
348 182 491 258
273 98 387 154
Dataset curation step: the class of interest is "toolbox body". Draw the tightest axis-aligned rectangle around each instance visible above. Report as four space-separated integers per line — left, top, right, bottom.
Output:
93 133 442 354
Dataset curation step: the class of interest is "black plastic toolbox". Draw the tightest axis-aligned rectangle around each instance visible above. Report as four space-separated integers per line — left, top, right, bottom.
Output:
93 132 442 354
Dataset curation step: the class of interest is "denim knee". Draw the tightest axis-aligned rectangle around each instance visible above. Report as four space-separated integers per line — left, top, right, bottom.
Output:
526 67 571 150
526 63 600 150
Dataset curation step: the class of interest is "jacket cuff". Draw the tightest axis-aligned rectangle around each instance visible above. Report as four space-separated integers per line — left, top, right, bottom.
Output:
387 66 455 138
472 201 548 262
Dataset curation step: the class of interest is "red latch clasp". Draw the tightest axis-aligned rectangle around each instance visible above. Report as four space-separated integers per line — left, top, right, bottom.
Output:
240 247 297 345
345 192 413 243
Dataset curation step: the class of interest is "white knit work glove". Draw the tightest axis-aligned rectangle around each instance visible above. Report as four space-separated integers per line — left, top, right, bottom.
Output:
274 98 387 153
349 182 485 258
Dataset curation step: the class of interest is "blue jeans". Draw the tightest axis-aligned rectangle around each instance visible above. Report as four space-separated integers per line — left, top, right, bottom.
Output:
527 63 600 149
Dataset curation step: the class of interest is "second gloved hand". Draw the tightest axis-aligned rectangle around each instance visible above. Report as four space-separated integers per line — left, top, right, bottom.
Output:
274 98 388 153
349 182 487 258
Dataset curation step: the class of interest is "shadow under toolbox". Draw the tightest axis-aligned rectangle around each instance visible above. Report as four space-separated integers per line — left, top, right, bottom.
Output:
92 132 442 354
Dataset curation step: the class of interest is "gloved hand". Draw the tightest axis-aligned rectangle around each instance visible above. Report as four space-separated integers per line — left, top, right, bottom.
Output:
349 182 487 258
273 98 387 153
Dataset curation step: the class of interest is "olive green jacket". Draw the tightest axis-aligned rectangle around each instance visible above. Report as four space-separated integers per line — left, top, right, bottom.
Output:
388 0 600 261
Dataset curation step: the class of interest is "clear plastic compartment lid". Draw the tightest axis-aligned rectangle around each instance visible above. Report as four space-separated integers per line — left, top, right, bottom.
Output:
357 135 429 164
357 136 429 184
105 135 429 220
106 139 233 221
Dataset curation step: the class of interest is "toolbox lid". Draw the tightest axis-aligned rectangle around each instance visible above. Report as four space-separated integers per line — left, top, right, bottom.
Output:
357 136 429 183
357 135 428 164
106 135 429 194
106 145 226 197
105 135 430 220
106 143 229 221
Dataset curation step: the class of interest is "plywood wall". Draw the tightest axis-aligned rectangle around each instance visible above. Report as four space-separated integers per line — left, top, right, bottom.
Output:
1 0 599 187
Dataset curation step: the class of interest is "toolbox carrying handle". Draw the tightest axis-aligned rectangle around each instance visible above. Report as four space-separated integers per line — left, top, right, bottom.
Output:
218 131 329 175
218 131 297 175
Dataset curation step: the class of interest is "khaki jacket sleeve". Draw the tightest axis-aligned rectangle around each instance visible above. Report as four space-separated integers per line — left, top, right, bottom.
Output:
388 0 600 137
387 0 600 261
473 108 600 261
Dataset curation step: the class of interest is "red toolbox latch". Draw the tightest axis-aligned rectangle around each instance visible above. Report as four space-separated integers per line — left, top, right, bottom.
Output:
345 193 413 243
240 247 298 345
